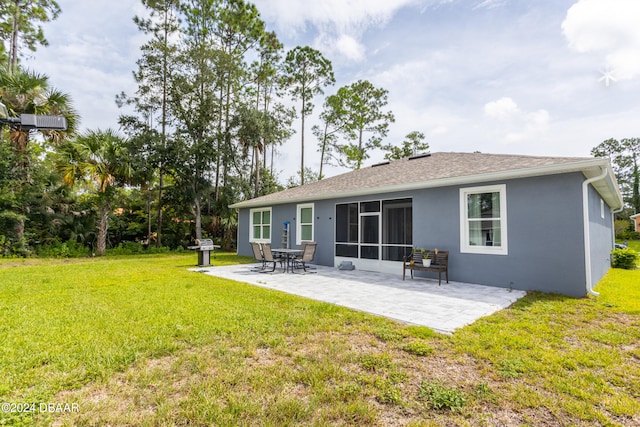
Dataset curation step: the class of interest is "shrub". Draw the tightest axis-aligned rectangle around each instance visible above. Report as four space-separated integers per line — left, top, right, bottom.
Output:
418 380 466 411
614 220 632 239
107 242 172 256
611 248 639 270
36 240 88 258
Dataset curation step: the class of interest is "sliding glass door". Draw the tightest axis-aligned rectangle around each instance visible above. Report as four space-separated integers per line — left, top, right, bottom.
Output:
360 201 380 259
382 198 413 261
335 198 412 262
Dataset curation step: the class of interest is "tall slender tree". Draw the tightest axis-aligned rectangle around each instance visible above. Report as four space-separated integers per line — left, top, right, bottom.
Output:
248 30 283 193
1 0 61 74
210 0 265 201
313 94 345 180
119 0 180 247
282 46 334 185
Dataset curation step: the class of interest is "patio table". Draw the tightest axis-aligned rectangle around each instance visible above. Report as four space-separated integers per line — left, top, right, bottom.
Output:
271 248 303 273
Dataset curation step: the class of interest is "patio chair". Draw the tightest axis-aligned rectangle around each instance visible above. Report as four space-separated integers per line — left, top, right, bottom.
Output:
260 243 283 273
250 242 265 271
299 241 317 270
293 242 317 273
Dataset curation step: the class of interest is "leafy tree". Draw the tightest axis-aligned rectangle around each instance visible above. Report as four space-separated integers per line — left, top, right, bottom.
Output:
57 129 132 255
232 104 268 198
330 80 395 170
0 0 61 74
591 137 640 214
170 0 224 240
286 167 318 188
383 131 429 160
168 0 268 239
282 45 335 185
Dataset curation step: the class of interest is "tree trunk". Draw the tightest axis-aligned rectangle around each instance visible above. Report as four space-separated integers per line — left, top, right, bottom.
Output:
14 217 25 243
633 159 639 213
254 145 260 198
147 182 152 246
96 200 110 256
156 168 164 247
8 1 20 74
194 194 202 240
319 122 329 180
300 97 306 185
357 129 364 170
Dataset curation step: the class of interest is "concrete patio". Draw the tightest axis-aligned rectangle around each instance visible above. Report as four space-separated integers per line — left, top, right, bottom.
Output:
194 263 527 334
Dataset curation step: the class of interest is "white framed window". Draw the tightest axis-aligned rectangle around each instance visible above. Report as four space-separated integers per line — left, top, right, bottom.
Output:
296 203 314 245
460 184 508 255
250 208 271 243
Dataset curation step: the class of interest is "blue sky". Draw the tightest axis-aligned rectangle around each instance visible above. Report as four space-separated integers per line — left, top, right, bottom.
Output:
27 0 640 181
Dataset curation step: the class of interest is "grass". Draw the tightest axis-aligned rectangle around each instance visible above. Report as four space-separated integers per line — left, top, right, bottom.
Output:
0 253 638 426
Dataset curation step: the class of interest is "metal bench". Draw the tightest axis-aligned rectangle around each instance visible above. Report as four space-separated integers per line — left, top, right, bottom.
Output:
402 249 449 285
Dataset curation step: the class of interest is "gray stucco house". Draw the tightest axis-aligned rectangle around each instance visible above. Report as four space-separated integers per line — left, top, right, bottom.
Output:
230 152 623 297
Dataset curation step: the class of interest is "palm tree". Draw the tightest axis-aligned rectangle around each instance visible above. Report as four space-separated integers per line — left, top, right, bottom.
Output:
0 67 77 242
57 129 132 255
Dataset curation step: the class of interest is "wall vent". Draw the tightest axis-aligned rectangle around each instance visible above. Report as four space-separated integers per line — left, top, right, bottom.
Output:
371 161 390 167
408 152 431 160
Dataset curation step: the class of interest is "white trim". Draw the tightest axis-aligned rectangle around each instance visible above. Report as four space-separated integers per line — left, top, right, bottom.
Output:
249 207 272 243
459 184 508 255
600 199 605 219
296 203 314 245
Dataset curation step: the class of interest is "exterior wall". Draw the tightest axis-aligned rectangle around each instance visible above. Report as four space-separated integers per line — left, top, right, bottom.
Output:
633 215 640 233
237 172 608 297
409 173 587 296
588 185 614 289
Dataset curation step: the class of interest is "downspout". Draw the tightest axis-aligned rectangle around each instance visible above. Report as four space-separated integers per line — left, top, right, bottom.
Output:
582 167 609 297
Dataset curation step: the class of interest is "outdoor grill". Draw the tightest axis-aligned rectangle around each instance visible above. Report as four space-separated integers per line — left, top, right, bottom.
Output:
188 238 219 267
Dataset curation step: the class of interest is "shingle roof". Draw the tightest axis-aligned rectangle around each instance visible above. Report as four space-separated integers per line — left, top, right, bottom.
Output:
231 152 619 208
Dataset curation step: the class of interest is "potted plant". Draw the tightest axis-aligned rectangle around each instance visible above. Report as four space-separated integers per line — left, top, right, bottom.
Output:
422 248 439 267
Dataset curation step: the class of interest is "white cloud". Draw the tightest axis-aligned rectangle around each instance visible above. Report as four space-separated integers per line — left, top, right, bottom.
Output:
254 0 419 34
483 97 519 120
562 0 640 80
253 0 420 60
314 33 365 62
473 0 507 10
483 97 550 144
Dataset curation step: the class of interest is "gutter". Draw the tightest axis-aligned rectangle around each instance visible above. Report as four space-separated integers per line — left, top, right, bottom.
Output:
582 167 609 297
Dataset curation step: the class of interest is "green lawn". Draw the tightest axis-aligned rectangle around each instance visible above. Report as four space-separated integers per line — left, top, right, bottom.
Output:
1 253 638 426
